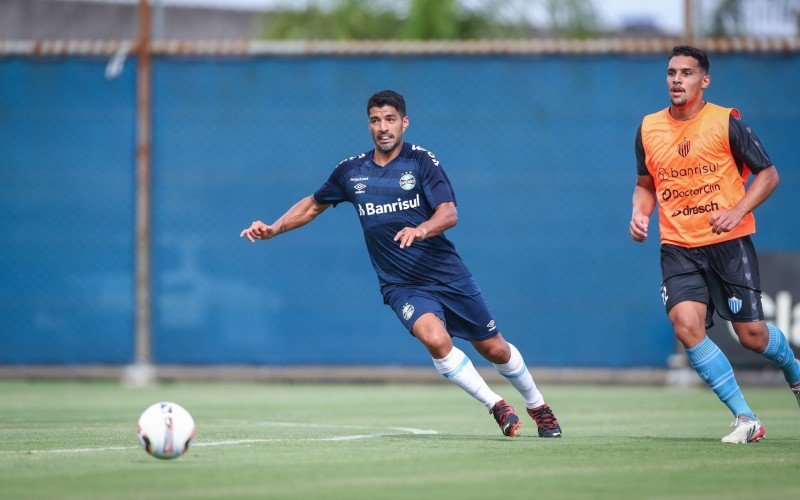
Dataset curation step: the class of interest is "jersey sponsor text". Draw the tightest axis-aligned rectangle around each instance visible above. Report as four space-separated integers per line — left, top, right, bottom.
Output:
662 183 721 201
357 194 420 216
670 201 719 217
670 163 718 178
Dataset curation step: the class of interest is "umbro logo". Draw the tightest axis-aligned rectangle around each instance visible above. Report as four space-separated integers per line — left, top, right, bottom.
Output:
354 183 366 191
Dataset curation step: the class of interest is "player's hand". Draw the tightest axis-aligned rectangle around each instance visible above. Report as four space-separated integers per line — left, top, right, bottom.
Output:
394 226 427 249
630 214 649 242
240 220 276 242
709 208 745 235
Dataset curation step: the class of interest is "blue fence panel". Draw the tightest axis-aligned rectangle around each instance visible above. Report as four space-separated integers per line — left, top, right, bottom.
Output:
2 53 797 367
149 54 798 367
0 58 136 363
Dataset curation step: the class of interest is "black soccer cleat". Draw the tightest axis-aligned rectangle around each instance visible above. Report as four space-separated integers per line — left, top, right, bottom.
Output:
527 403 562 438
490 399 521 437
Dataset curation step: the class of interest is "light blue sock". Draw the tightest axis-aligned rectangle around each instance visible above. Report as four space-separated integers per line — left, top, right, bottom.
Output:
761 324 800 386
686 336 756 419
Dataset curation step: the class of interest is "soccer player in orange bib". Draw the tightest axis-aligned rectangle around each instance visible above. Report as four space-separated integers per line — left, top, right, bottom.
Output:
630 45 799 443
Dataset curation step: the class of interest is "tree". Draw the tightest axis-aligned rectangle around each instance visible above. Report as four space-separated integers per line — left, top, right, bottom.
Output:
544 0 600 38
261 0 600 40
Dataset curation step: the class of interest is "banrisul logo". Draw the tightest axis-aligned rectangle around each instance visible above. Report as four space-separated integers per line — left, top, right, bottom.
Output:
357 194 420 216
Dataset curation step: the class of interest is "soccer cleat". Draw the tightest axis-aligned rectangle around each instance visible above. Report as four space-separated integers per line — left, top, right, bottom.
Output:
721 415 765 443
490 399 521 437
791 381 800 409
527 403 562 438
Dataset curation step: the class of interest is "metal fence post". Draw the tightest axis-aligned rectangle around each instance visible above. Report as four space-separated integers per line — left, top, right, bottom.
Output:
123 0 155 386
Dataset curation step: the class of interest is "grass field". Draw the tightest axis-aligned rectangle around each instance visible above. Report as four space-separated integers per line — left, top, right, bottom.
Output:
1 380 798 499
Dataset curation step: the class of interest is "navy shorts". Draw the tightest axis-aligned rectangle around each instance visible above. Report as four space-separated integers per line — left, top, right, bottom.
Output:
660 236 763 329
381 276 499 341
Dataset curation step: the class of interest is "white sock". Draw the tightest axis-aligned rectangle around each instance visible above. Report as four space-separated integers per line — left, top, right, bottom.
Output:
493 343 544 409
433 346 502 411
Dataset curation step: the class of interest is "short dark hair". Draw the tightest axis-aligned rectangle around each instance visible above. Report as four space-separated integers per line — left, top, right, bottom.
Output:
367 90 406 116
669 45 710 73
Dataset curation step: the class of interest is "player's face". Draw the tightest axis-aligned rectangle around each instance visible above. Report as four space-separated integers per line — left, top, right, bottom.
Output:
666 55 710 107
368 105 408 154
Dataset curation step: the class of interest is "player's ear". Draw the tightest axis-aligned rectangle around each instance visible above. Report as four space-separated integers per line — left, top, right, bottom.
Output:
402 115 409 132
701 74 711 89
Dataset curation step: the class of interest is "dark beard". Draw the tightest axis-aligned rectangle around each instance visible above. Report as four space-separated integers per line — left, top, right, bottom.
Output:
375 137 400 153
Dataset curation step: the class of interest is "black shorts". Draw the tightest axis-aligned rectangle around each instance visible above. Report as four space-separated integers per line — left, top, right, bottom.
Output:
660 236 763 329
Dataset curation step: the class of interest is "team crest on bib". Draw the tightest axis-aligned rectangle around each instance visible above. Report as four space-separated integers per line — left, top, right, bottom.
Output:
399 172 416 190
728 296 743 314
677 138 691 158
402 303 415 321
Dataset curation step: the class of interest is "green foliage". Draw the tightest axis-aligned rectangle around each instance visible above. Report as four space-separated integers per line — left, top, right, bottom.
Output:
262 0 402 40
544 0 600 38
710 0 743 37
261 0 601 40
403 0 459 39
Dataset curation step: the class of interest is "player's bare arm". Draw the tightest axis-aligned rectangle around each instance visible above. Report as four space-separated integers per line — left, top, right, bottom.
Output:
709 166 780 235
394 201 457 249
630 175 656 242
240 195 330 242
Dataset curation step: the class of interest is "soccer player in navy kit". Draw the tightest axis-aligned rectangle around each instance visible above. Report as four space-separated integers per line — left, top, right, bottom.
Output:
241 90 561 438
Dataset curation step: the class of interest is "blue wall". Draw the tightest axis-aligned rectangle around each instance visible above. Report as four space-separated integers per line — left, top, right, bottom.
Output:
2 54 798 367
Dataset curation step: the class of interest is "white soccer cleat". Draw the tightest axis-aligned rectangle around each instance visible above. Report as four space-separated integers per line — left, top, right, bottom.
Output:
791 383 800 409
721 415 765 444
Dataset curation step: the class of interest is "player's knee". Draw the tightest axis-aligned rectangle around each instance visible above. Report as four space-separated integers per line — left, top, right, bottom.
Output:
413 325 452 357
670 316 705 347
474 337 510 364
733 324 768 352
423 338 453 358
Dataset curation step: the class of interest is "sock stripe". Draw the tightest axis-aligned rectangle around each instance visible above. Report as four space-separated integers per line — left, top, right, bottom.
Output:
688 349 719 367
500 365 529 380
441 356 469 379
762 324 800 386
708 370 735 391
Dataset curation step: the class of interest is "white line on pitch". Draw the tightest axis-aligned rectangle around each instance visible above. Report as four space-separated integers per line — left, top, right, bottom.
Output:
0 427 438 455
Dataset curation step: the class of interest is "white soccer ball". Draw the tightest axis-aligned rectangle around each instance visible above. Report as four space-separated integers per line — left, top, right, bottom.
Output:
136 402 196 459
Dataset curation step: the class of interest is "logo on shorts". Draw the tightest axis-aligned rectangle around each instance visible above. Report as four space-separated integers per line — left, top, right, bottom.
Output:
728 296 743 314
487 320 496 332
677 138 691 158
402 303 415 321
661 284 668 305
399 172 416 191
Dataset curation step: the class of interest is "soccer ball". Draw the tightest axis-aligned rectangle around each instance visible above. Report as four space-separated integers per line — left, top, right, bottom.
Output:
136 402 196 459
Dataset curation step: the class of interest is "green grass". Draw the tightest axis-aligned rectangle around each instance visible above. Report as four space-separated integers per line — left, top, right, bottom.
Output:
1 381 798 499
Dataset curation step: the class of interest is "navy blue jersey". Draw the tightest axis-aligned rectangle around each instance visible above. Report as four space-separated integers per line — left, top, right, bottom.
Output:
313 142 471 289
